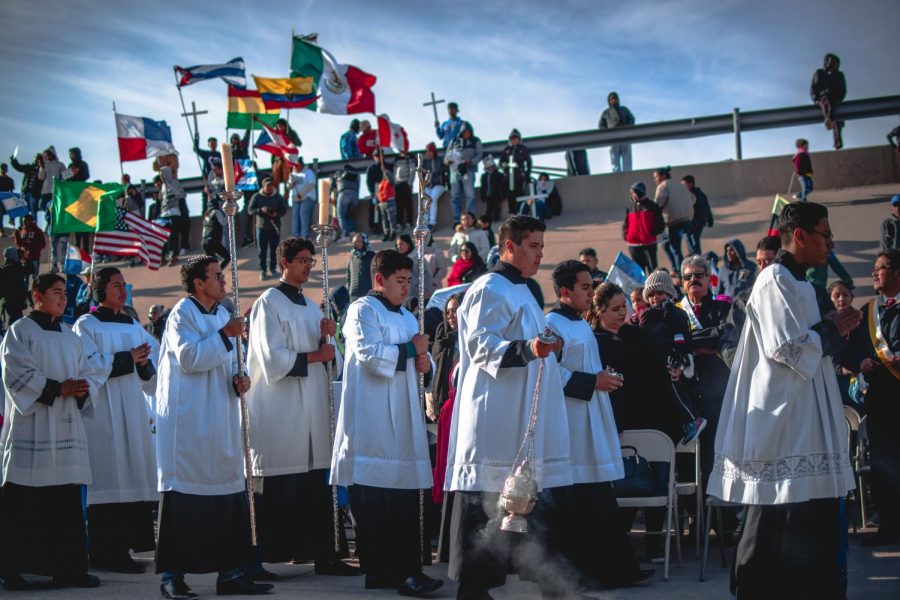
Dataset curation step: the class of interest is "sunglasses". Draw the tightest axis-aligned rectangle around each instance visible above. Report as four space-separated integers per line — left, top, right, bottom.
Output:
682 271 707 280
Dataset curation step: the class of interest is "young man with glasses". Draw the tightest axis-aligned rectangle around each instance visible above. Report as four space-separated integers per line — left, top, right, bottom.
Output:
244 237 358 578
709 202 860 599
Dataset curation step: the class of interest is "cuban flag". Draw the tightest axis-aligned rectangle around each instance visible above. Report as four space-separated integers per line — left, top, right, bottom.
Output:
0 192 30 219
234 159 258 192
377 114 409 153
175 57 246 89
115 113 178 162
64 245 92 275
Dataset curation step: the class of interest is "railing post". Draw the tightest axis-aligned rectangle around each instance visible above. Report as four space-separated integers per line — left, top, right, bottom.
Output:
733 108 742 160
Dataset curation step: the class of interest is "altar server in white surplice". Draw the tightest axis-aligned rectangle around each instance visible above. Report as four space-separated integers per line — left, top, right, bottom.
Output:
0 273 104 590
246 237 356 577
546 260 651 589
708 202 860 600
330 249 443 597
74 267 158 574
154 256 272 598
445 216 575 599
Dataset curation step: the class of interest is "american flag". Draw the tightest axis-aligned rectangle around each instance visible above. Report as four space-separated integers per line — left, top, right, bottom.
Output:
93 208 171 270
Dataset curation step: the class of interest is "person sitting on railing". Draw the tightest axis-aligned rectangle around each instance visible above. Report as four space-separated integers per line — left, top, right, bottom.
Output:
810 53 847 150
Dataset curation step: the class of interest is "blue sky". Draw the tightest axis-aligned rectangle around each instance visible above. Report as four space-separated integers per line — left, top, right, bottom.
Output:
1 0 898 189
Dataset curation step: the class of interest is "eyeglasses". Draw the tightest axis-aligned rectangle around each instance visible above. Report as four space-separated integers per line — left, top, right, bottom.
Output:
206 273 226 282
682 271 707 280
807 228 834 242
873 265 891 275
293 257 317 267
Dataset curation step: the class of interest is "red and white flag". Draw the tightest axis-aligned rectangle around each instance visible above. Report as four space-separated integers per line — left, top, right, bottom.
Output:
377 114 409 153
254 120 300 166
94 209 171 270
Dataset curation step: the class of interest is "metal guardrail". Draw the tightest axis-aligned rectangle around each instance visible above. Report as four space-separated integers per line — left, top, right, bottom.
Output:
178 94 900 192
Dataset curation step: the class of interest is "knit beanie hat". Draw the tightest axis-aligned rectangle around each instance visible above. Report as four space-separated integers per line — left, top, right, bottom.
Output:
643 270 677 302
630 181 647 197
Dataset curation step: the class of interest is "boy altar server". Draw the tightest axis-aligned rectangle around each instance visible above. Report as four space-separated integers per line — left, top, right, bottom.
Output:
330 249 443 597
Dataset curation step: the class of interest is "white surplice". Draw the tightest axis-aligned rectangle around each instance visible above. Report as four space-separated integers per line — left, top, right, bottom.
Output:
247 285 342 476
330 295 433 490
708 262 855 505
0 316 103 487
74 312 158 504
155 298 244 496
546 309 624 484
445 268 572 493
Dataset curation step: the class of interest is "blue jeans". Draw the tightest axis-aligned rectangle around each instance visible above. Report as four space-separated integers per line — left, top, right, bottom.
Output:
798 175 814 201
663 221 691 272
337 190 358 237
256 228 279 273
292 197 315 238
378 199 397 237
686 224 704 255
450 170 475 223
610 144 632 172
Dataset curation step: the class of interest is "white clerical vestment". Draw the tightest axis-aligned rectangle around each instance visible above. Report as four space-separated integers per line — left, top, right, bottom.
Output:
708 261 855 504
546 308 624 484
247 284 342 476
330 294 433 490
446 266 572 493
0 315 103 486
155 298 244 496
74 311 159 504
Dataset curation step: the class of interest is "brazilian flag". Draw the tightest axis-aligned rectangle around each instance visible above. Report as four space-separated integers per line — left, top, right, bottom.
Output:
50 181 124 234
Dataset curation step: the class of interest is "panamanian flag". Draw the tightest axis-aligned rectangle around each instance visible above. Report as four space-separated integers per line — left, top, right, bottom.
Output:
115 113 177 162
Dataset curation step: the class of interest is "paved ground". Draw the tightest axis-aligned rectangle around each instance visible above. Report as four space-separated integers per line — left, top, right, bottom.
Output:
7 530 899 598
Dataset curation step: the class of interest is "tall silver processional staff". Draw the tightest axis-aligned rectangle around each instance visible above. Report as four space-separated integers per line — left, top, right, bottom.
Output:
311 177 343 553
413 154 433 562
218 144 258 545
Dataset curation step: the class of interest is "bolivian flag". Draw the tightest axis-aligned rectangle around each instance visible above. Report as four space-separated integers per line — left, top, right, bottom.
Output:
51 181 124 234
226 86 280 130
252 75 316 110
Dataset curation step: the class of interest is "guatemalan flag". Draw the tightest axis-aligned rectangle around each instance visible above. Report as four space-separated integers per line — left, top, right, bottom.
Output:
115 113 177 162
175 57 246 89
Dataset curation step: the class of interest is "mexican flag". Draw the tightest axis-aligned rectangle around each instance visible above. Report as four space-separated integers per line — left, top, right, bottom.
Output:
51 181 124 233
290 35 376 114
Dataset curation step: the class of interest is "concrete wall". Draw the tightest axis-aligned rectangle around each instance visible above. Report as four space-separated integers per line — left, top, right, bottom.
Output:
554 145 900 212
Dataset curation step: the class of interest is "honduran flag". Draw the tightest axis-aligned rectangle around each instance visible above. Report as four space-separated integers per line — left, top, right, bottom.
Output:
290 35 376 115
377 114 409 153
64 245 91 275
254 121 300 167
175 57 246 89
115 113 177 162
0 192 30 219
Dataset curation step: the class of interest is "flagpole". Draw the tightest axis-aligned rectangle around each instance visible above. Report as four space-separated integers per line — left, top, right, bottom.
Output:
112 102 124 179
172 68 207 178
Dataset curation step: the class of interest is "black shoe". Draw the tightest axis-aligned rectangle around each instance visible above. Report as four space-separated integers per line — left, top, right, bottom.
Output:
246 566 278 581
0 573 31 591
314 558 360 576
216 575 273 595
161 579 199 599
398 573 443 597
53 573 101 588
365 574 401 589
382 234 391 242
91 555 145 574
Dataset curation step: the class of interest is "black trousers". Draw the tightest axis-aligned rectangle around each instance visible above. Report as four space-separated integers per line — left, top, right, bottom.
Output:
732 498 843 600
202 238 231 267
395 182 414 226
866 375 900 536
629 244 658 274
88 501 156 561
0 483 88 578
348 485 422 582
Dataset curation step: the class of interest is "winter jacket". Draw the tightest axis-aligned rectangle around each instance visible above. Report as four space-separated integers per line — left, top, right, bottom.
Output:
623 198 664 246
598 104 635 129
810 68 847 104
422 154 446 187
340 130 361 160
448 136 483 174
654 178 693 227
717 239 756 299
347 247 375 302
881 216 900 251
392 155 416 188
499 144 531 185
10 157 41 198
67 149 90 182
436 116 463 149
480 168 504 204
332 168 360 195
248 191 287 232
690 186 714 229
38 158 66 195
357 129 377 158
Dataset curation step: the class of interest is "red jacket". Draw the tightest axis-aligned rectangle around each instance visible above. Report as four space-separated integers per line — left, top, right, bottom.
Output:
358 130 377 158
622 198 664 246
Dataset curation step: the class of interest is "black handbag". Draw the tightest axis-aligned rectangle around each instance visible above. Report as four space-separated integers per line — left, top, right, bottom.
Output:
610 445 669 497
